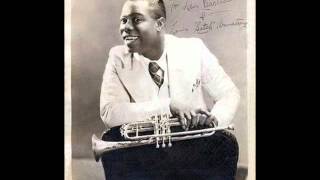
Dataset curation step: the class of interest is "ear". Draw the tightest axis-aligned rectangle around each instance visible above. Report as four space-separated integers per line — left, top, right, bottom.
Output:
155 17 166 31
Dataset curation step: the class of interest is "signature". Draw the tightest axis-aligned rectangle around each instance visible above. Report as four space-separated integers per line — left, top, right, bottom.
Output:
170 28 189 35
194 21 215 34
216 18 247 29
194 18 247 34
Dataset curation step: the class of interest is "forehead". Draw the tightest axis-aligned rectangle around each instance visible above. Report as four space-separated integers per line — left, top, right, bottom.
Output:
120 1 153 18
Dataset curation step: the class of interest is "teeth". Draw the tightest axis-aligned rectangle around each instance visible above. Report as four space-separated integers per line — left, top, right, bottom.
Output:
125 36 138 41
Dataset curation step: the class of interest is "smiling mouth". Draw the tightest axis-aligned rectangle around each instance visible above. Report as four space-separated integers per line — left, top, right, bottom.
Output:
123 36 139 44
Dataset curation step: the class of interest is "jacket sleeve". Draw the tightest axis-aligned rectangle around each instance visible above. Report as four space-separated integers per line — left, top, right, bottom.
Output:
100 48 171 129
199 40 240 126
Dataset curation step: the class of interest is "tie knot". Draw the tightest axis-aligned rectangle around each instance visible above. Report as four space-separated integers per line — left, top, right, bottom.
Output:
148 62 164 88
149 62 160 74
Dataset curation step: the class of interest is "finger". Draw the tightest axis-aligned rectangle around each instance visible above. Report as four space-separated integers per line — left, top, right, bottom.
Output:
198 114 207 127
195 115 200 128
184 112 192 130
190 111 197 128
196 109 211 117
178 112 186 130
204 116 213 127
190 110 197 118
185 112 192 121
210 117 218 127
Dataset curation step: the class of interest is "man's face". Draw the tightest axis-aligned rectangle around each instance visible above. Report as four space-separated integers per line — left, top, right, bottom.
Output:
119 0 159 53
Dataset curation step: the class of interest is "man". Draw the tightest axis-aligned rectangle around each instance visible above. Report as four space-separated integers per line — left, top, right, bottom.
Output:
99 0 240 179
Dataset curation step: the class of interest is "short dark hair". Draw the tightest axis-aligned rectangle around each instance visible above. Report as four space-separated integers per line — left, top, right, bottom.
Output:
128 0 166 19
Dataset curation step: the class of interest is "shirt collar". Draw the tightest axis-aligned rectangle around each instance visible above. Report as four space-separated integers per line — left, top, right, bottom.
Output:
140 48 167 71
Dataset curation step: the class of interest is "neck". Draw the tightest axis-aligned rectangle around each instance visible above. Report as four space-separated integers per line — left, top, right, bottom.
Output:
142 35 164 60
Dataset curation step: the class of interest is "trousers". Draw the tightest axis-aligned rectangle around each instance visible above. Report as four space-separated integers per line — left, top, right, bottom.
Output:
101 126 239 180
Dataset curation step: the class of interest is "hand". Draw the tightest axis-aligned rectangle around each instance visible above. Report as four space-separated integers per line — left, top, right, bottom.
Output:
190 111 218 129
169 100 211 130
203 114 218 128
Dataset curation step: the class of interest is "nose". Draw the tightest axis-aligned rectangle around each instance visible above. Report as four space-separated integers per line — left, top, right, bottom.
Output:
120 19 134 33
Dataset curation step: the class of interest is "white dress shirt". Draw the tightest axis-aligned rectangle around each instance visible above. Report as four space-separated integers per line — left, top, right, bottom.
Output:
140 48 169 99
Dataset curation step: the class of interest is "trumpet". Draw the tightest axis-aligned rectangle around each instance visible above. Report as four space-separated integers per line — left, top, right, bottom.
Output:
92 114 234 162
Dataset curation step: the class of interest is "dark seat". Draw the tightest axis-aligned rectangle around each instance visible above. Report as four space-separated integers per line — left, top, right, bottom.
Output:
100 126 239 180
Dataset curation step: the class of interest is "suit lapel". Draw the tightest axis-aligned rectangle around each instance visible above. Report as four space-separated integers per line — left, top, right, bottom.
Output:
117 53 155 102
116 35 201 103
166 35 197 102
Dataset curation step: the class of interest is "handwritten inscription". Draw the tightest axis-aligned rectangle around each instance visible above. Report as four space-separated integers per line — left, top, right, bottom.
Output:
168 18 246 35
199 10 231 20
169 20 189 35
168 1 180 13
166 0 245 35
181 0 233 12
170 27 189 35
194 18 247 34
216 18 247 29
195 21 215 34
183 0 199 11
203 0 233 9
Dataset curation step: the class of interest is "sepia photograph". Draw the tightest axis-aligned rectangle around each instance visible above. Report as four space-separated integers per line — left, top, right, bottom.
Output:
65 0 255 179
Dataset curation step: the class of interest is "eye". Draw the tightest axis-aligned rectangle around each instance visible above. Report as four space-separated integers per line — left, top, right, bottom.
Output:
134 17 143 24
120 18 127 24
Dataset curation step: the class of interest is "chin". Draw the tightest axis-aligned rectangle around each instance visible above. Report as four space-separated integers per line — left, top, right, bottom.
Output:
126 45 140 54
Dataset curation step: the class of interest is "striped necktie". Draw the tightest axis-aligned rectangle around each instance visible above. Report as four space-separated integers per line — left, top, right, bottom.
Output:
148 62 164 88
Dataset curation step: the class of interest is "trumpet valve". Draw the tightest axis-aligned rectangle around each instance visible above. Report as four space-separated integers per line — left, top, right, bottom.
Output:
168 136 172 147
162 136 166 148
167 125 172 147
162 142 166 148
156 137 160 148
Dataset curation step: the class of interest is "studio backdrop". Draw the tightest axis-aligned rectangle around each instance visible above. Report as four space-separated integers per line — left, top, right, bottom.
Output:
71 0 248 167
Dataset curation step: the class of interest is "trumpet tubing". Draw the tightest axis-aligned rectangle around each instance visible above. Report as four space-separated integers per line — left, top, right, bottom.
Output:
92 115 234 162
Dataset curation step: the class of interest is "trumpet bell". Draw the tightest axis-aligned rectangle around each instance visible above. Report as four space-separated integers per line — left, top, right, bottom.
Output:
92 134 101 162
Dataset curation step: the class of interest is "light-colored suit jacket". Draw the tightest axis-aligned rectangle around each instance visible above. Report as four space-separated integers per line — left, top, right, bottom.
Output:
100 34 240 128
